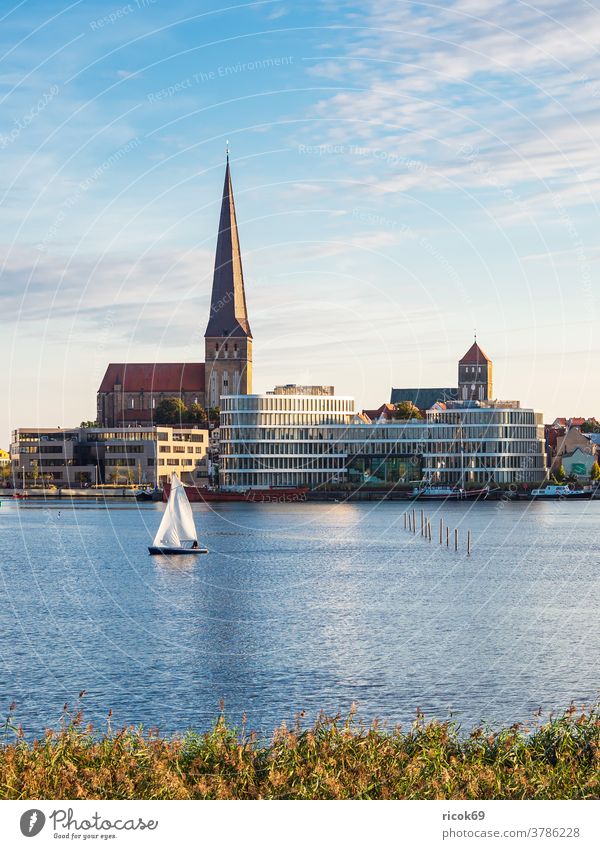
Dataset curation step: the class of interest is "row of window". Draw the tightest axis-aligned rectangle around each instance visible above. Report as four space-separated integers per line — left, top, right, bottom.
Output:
221 396 354 413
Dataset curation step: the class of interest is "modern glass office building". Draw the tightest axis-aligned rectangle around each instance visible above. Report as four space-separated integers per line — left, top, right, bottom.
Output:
219 394 547 488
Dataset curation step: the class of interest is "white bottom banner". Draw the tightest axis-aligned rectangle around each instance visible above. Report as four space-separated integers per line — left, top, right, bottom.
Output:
0 800 597 848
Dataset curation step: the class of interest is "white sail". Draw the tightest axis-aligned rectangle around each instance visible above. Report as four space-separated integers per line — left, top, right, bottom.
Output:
152 472 198 548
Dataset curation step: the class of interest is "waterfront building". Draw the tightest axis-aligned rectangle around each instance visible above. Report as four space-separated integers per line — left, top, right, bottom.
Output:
219 393 358 488
10 426 209 488
96 153 252 427
559 447 597 480
219 394 546 489
549 424 598 478
423 402 545 485
0 449 9 466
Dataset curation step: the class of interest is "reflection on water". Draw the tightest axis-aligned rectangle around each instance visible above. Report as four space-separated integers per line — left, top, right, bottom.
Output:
0 499 599 735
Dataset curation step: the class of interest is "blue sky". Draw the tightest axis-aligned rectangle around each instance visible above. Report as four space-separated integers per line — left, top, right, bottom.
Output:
2 0 599 444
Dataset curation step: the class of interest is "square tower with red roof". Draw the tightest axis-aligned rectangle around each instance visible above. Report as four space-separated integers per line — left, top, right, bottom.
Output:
458 340 492 401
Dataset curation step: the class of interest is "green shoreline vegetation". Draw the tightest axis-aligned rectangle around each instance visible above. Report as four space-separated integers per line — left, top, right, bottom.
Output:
1 700 598 800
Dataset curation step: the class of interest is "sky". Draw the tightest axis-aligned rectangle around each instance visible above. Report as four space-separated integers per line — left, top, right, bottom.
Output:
1 0 599 446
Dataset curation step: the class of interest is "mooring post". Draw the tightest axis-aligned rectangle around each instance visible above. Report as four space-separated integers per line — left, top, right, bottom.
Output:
467 529 471 556
446 526 449 547
428 522 432 542
412 509 416 534
454 528 458 551
439 518 443 545
404 512 407 530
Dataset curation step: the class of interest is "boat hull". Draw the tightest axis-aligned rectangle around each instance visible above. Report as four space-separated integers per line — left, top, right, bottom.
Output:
148 546 208 555
410 488 489 501
163 484 309 503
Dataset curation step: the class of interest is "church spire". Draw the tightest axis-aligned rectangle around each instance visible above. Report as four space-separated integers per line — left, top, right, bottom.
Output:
204 153 252 338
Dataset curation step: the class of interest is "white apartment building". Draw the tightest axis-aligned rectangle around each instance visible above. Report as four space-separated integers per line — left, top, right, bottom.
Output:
10 426 209 488
219 394 547 489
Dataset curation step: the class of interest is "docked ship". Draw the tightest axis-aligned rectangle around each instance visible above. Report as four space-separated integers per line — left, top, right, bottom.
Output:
530 484 591 499
162 483 309 503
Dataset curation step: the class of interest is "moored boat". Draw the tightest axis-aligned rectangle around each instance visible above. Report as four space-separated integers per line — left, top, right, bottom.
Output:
136 487 163 502
530 484 591 499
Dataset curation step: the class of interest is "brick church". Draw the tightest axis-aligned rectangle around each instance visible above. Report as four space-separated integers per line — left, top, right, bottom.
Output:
97 154 252 427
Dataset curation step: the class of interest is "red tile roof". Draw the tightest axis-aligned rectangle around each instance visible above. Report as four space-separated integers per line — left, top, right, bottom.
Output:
362 403 396 421
99 363 205 394
569 417 586 427
459 342 490 364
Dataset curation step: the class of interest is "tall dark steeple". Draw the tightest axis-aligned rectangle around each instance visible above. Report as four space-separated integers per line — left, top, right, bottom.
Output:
204 152 253 407
205 151 252 338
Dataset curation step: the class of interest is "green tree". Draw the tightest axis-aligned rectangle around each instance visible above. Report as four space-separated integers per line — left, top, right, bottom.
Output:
125 468 135 485
154 397 188 424
80 420 99 428
208 406 220 424
556 464 566 482
392 401 424 420
1 464 11 485
187 402 207 424
590 461 600 481
31 460 40 487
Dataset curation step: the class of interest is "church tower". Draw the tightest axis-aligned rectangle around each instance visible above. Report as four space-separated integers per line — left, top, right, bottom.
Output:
204 153 252 409
458 339 492 401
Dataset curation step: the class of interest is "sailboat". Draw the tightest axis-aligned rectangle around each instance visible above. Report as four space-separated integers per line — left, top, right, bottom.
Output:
148 472 208 555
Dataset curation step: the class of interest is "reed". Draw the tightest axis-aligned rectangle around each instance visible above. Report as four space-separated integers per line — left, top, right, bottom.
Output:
0 701 598 800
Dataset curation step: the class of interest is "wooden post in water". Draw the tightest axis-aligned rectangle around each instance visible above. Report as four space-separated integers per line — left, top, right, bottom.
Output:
439 518 443 545
420 509 424 534
467 529 471 556
404 512 407 530
428 521 432 542
446 526 449 547
412 509 416 534
454 528 458 551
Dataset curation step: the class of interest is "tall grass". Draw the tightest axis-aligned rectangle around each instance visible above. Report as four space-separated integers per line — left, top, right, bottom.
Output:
1 699 598 799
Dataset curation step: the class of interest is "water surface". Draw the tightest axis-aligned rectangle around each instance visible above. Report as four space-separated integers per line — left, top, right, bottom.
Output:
0 497 598 735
